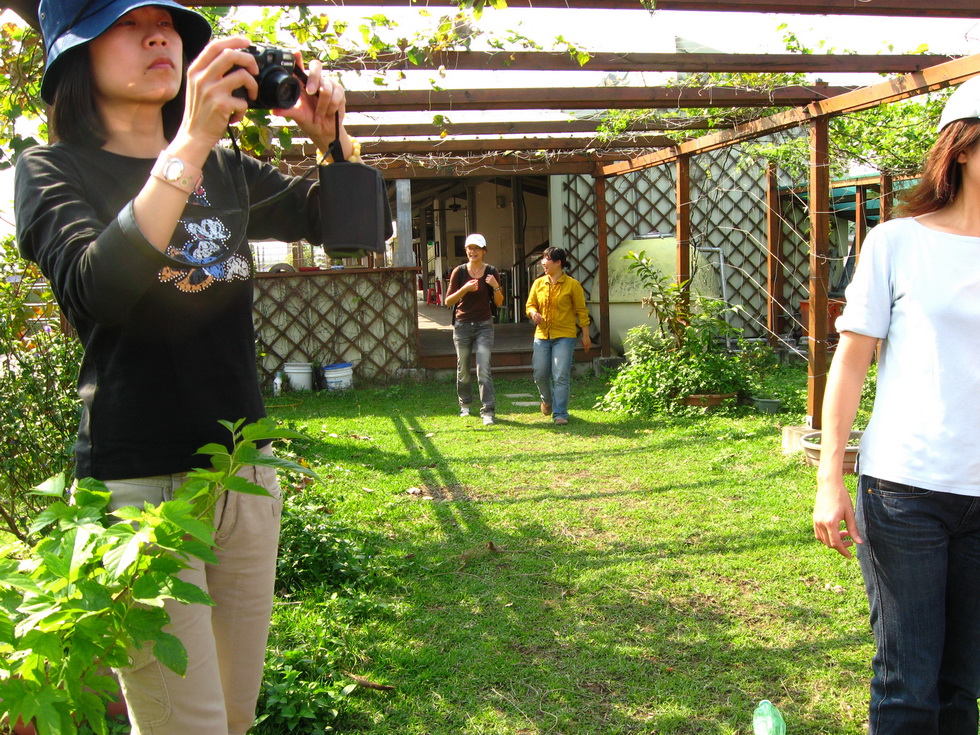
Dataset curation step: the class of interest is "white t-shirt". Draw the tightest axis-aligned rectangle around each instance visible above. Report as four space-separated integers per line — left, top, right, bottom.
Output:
835 217 980 496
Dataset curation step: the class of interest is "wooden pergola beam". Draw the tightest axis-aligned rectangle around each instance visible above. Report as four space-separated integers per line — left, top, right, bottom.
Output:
334 51 955 75
295 135 676 156
596 53 980 177
185 0 980 19
327 118 728 138
365 153 636 179
346 85 857 113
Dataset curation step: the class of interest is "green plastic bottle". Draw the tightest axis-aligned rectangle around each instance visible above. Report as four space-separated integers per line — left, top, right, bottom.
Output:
753 700 786 735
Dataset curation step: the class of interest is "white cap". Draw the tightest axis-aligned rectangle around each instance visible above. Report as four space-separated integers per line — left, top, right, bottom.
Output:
938 76 980 132
464 233 487 249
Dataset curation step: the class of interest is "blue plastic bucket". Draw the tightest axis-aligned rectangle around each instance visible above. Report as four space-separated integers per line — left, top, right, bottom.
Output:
323 362 354 391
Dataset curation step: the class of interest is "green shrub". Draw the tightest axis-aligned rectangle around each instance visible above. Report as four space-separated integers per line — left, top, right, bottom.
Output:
599 308 750 416
276 500 372 595
255 651 357 734
0 236 82 540
599 251 750 415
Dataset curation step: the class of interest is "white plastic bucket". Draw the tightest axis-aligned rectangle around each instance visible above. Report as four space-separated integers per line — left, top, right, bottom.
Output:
323 362 354 391
283 362 314 391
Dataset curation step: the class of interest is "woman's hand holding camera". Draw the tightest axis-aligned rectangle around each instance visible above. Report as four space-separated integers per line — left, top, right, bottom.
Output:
290 57 351 159
173 38 350 163
171 37 259 162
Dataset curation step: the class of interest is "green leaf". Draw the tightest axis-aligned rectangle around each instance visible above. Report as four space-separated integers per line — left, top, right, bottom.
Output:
219 475 272 497
240 418 309 443
121 606 170 645
164 576 214 607
152 631 188 676
67 525 98 583
101 528 150 581
157 502 216 546
0 567 42 595
72 689 109 735
110 505 147 521
130 572 172 606
28 502 72 534
239 451 319 478
20 630 65 665
72 578 114 612
0 609 15 644
30 473 67 497
195 442 229 456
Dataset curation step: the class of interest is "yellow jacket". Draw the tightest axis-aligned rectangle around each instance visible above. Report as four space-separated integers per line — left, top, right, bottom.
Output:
525 273 590 340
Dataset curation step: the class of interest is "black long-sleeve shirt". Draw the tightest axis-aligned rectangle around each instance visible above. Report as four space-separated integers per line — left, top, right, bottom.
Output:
15 143 322 480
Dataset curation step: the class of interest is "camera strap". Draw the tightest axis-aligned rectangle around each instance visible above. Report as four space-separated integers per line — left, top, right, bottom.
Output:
225 124 318 211
327 111 346 163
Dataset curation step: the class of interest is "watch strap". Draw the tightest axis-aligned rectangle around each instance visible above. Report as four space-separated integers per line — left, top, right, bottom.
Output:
151 151 203 195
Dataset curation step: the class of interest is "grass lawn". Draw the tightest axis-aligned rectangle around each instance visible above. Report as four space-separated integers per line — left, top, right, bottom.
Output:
258 371 870 735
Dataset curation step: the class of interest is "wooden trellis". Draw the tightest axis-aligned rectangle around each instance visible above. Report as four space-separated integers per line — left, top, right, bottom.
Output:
253 268 420 386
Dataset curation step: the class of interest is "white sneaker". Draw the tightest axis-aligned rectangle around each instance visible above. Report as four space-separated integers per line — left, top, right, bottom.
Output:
483 415 495 425
459 407 471 417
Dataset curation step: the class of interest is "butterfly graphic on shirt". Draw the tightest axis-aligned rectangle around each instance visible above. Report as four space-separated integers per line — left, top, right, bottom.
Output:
157 203 251 293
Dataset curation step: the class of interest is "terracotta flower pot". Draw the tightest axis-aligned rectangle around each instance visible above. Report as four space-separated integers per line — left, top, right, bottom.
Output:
682 392 737 408
801 431 863 474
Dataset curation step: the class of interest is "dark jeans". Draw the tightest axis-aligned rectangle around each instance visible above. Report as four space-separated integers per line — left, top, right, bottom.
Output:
856 474 980 735
453 319 495 416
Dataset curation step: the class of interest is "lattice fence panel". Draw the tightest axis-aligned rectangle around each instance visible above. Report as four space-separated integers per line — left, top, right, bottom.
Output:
558 137 813 343
253 269 419 386
606 168 676 245
779 190 812 338
686 146 768 336
560 175 599 299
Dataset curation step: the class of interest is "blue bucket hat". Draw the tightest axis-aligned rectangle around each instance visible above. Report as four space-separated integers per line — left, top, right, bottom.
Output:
39 0 212 104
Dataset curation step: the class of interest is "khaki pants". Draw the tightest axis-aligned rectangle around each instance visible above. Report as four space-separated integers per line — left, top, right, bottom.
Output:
105 453 282 735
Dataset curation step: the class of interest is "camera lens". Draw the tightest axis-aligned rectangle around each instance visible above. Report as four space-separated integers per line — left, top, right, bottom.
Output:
259 69 301 109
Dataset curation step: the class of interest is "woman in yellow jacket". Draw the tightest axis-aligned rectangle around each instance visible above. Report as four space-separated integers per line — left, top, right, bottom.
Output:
525 247 592 425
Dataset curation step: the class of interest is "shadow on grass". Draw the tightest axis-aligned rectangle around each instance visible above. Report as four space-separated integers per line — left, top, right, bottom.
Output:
327 516 869 735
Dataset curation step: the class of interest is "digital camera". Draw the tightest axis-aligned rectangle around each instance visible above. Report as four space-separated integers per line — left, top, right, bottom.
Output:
233 45 303 110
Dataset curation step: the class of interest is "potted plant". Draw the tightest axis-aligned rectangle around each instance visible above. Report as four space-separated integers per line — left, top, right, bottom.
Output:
598 252 749 414
739 340 783 414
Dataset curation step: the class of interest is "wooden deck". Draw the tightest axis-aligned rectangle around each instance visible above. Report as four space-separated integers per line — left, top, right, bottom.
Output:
417 302 591 374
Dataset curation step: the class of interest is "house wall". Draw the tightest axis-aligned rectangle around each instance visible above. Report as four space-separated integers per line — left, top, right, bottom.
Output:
441 180 549 276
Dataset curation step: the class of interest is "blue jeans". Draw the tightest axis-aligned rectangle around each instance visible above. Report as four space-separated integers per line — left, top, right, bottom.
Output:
532 337 577 421
856 474 980 735
453 319 495 416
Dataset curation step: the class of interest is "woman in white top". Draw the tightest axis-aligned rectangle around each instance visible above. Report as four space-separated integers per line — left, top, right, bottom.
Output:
813 76 980 735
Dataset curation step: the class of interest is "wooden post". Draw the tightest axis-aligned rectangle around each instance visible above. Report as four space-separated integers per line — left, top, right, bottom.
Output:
879 174 894 223
808 118 831 429
765 162 786 345
595 176 611 357
675 155 691 295
854 184 867 260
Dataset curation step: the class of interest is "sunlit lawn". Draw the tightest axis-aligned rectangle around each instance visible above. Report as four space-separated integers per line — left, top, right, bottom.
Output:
258 371 870 735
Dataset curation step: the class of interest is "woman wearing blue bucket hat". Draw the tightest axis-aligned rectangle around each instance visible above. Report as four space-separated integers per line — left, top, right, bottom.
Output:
814 75 980 735
15 2 353 732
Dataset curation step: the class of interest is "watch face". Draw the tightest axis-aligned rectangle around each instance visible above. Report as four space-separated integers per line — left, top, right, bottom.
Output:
163 158 185 181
